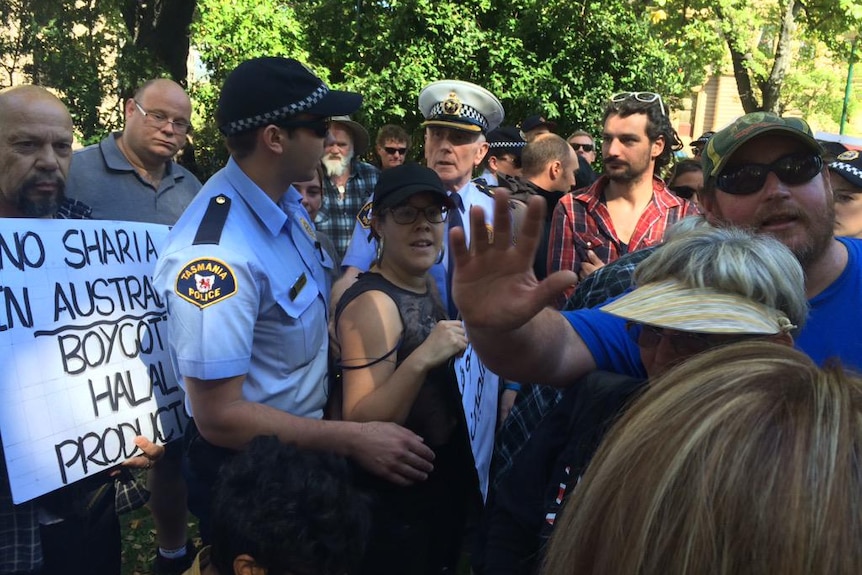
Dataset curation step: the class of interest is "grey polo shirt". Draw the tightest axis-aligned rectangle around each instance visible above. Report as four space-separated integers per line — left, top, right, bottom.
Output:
66 132 202 225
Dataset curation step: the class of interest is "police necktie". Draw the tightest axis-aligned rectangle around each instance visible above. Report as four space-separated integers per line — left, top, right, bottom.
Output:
447 193 464 318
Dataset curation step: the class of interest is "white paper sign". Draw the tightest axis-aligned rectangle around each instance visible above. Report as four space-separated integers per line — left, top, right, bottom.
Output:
455 342 500 500
0 219 187 504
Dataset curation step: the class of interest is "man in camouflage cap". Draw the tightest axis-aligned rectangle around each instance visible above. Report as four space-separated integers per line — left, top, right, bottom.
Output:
448 110 862 402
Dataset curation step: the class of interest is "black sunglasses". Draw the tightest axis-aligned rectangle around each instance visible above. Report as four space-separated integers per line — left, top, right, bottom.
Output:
570 143 594 152
670 185 697 200
276 118 330 138
383 146 407 156
716 152 823 196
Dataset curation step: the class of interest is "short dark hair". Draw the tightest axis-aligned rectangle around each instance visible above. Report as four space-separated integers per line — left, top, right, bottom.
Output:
224 127 260 159
209 436 370 575
521 134 573 178
667 158 703 185
376 124 411 148
603 96 682 173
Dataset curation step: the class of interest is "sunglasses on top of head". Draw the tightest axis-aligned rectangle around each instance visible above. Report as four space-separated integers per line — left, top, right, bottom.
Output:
611 92 666 117
715 152 823 196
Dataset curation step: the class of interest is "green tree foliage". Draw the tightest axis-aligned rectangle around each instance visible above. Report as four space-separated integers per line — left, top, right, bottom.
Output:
0 0 857 179
186 0 720 175
296 0 718 142
189 0 311 176
653 0 862 119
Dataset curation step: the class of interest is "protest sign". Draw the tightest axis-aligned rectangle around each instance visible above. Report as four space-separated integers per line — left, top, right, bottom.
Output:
0 219 186 504
455 342 500 501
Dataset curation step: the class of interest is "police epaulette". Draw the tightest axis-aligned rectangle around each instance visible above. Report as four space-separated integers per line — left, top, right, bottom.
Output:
473 180 496 197
193 195 231 245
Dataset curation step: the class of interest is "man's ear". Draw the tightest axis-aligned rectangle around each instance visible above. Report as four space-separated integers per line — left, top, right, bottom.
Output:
474 141 490 167
487 155 499 172
549 160 562 180
124 98 137 120
651 134 666 160
260 125 284 154
233 554 266 575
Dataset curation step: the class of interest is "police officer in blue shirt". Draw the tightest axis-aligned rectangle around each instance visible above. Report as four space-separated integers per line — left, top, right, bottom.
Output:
335 80 507 315
153 57 435 542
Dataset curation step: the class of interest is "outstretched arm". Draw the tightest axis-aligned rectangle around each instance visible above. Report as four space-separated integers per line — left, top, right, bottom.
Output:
451 192 597 386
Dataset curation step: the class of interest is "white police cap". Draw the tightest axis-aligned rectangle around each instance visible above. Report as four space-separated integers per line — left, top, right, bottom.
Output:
418 80 504 134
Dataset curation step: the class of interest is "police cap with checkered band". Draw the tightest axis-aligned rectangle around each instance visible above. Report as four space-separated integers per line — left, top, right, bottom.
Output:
418 80 504 134
830 150 862 189
217 57 362 136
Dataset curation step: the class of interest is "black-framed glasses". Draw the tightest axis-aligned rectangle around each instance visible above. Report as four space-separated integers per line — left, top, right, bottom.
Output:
277 118 331 139
716 152 823 196
669 185 698 200
134 100 192 135
387 204 449 225
570 143 594 152
610 92 666 117
383 146 407 156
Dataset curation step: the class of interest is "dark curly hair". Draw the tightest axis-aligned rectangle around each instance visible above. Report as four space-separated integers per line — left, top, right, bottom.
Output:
209 436 370 575
603 94 683 173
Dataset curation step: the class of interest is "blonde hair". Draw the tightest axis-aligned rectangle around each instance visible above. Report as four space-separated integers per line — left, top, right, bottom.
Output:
543 341 862 575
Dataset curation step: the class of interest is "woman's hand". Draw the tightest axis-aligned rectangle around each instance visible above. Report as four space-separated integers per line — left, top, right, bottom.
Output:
417 320 468 369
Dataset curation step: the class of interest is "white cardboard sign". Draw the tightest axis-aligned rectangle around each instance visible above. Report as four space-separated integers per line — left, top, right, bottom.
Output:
455 342 500 501
0 219 186 504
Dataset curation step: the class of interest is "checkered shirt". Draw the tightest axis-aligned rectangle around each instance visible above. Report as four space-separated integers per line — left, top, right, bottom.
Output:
315 160 379 259
547 176 698 297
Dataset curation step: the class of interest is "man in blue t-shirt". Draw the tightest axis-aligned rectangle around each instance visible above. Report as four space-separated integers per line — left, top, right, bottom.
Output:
452 112 862 382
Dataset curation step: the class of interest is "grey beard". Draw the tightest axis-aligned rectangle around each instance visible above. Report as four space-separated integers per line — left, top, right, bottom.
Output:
323 154 351 178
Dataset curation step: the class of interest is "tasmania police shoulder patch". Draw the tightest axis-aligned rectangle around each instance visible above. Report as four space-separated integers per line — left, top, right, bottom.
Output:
357 201 373 229
175 257 237 309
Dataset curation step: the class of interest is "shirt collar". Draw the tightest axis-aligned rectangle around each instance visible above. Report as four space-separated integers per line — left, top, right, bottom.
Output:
224 157 288 236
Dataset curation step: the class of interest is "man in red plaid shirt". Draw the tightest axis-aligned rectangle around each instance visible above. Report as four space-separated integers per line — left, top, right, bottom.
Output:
547 92 699 297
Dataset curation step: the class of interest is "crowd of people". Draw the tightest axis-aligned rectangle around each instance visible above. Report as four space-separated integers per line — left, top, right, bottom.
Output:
0 53 861 575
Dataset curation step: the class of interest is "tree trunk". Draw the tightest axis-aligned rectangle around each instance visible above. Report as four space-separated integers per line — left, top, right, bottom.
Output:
759 0 800 113
120 0 197 88
714 2 761 112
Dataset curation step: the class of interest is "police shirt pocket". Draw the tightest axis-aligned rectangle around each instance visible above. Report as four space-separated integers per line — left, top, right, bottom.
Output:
273 272 325 365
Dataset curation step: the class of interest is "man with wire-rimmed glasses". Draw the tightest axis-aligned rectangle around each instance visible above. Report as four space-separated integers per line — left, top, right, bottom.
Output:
66 78 202 226
547 91 699 297
65 77 203 574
